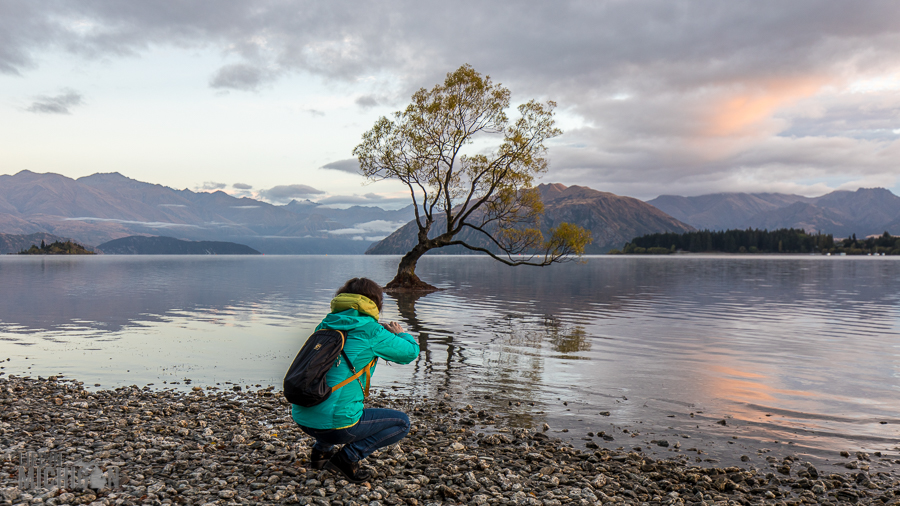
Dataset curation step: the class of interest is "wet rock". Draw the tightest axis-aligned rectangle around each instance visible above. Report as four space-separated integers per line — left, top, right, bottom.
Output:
713 477 737 492
837 488 859 501
591 474 607 488
218 489 237 499
803 461 819 479
0 487 19 503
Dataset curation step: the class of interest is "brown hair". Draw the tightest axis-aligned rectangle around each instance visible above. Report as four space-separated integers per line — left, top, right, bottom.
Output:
335 277 384 312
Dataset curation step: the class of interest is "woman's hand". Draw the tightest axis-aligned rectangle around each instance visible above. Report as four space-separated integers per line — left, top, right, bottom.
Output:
382 321 404 334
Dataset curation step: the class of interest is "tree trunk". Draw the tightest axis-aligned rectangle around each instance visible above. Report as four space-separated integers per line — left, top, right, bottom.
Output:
385 245 438 291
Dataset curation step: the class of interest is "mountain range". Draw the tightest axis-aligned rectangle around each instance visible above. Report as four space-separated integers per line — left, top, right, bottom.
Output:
2 170 899 254
649 188 900 237
0 170 414 254
366 183 695 254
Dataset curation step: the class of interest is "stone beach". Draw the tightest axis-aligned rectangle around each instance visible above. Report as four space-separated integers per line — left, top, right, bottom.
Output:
2 374 899 506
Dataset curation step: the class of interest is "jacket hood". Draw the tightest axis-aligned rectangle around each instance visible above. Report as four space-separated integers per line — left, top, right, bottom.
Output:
329 293 379 321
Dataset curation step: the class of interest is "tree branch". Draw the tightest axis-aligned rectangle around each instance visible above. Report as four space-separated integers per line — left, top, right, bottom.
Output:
443 240 571 266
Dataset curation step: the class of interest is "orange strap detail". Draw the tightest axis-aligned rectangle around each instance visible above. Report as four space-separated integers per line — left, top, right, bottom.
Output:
331 358 377 397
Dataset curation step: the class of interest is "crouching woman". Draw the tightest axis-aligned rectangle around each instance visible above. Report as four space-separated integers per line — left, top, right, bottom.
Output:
292 277 420 483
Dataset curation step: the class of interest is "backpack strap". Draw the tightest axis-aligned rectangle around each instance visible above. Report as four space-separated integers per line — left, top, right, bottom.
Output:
331 354 378 397
322 329 377 397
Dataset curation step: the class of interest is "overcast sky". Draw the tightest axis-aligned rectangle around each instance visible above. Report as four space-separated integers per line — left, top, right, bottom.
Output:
2 1 899 205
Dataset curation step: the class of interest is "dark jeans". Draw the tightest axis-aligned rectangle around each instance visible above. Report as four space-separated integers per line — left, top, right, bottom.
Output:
299 408 410 462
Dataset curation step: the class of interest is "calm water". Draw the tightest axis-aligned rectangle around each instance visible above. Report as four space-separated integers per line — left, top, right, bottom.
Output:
2 255 899 468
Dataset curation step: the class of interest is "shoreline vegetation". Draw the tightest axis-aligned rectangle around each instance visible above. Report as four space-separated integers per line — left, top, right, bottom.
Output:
2 375 898 505
16 240 94 255
609 229 900 256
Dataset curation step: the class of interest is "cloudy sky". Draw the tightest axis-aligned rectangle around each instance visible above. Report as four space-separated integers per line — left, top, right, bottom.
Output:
2 1 899 205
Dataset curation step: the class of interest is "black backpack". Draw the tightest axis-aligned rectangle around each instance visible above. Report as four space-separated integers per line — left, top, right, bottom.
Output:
283 329 376 407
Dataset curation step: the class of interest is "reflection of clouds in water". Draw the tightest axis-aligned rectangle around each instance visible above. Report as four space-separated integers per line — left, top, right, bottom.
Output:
705 364 817 408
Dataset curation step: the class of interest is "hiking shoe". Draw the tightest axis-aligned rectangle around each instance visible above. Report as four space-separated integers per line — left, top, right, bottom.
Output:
324 450 373 483
310 447 339 470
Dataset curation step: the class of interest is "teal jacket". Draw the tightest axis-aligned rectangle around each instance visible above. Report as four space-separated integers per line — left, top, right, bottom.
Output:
290 294 419 429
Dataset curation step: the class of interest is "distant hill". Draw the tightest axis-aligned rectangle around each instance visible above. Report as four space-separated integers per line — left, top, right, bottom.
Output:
811 188 900 233
648 193 810 230
648 188 900 237
0 170 413 253
0 232 89 254
284 199 414 225
367 183 695 254
742 201 849 236
882 215 900 234
96 236 261 255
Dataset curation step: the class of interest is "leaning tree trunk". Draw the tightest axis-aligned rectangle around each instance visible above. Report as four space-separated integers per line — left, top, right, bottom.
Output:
385 244 437 291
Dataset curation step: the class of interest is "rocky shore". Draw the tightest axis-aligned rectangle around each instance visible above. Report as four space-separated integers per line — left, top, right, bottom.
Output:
2 375 899 505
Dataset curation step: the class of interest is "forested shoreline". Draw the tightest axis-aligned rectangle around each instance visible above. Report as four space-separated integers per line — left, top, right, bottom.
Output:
610 229 900 255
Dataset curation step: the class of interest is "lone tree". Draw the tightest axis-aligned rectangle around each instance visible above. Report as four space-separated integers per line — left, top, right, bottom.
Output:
354 65 592 290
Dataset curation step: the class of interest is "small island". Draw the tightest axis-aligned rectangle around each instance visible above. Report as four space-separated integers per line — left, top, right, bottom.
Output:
18 239 95 255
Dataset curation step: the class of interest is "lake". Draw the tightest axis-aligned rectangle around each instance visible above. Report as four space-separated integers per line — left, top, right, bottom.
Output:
2 255 899 468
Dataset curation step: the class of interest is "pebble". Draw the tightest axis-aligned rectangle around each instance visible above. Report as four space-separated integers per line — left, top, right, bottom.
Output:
2 375 898 505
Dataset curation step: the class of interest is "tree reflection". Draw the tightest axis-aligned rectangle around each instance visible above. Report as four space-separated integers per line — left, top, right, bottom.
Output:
391 291 427 336
388 291 462 395
542 316 591 354
387 291 596 426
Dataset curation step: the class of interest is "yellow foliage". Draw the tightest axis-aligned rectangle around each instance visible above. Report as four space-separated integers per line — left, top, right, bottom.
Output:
353 64 591 276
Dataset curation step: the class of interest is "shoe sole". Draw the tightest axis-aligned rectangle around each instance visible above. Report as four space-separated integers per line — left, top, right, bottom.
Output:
323 461 371 484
